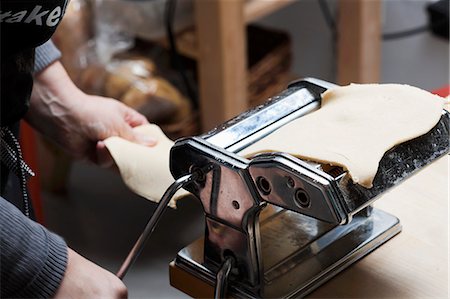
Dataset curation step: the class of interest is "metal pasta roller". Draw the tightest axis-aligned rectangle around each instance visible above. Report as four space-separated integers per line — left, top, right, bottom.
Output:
118 78 450 298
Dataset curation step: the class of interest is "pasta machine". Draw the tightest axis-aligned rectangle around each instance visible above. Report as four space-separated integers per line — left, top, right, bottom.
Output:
117 78 450 298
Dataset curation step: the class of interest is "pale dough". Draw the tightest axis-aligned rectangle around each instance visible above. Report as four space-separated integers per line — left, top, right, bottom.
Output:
240 84 444 188
104 124 188 208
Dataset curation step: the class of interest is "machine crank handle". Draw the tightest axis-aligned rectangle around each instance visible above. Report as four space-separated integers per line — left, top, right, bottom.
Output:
214 256 236 299
116 172 199 279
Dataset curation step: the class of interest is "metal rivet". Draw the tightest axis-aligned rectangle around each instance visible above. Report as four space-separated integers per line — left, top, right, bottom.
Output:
286 176 295 188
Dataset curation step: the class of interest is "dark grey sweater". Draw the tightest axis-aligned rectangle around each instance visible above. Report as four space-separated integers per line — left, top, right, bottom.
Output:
1 40 68 298
0 198 67 298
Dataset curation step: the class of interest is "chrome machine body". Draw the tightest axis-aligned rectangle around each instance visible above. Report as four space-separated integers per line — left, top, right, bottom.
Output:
169 78 450 298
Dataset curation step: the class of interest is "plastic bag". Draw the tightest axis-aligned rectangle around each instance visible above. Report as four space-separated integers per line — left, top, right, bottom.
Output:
54 0 195 130
53 0 93 80
93 0 194 41
78 51 191 124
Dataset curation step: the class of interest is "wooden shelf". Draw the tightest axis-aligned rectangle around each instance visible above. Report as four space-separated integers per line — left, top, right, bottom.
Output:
158 29 197 59
158 0 296 60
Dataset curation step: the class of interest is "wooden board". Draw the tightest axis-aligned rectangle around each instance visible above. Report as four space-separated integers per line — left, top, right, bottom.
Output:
169 261 214 299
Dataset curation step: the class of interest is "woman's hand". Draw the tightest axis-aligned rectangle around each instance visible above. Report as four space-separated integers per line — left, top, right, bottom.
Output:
26 61 156 166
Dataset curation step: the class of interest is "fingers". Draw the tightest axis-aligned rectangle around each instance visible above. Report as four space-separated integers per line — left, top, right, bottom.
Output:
116 123 158 147
87 99 159 166
118 103 157 146
133 131 158 146
123 105 149 127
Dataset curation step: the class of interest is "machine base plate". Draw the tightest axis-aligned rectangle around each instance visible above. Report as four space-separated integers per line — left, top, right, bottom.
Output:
172 208 401 298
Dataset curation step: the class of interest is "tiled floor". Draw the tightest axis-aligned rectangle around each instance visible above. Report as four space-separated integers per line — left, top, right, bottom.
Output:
42 161 205 298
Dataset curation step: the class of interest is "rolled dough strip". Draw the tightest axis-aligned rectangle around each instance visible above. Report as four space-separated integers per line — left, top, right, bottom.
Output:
104 124 188 208
240 84 444 188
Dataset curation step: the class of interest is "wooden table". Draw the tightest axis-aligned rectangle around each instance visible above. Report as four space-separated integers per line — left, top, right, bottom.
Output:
310 155 449 297
170 155 449 297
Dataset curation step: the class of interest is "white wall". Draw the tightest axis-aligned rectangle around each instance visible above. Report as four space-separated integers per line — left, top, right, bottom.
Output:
257 0 449 91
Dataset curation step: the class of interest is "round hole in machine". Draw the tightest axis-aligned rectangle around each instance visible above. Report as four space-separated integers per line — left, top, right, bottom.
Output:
189 165 206 183
232 200 240 210
294 188 310 208
256 176 271 195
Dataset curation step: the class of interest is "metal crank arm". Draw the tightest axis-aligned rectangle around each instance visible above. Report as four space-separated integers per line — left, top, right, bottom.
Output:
117 172 199 279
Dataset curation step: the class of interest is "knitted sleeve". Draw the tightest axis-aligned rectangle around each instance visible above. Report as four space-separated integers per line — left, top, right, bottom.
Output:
0 197 68 298
34 40 62 74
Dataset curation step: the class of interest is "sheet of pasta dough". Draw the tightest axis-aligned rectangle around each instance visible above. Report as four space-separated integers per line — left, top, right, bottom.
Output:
104 124 187 208
240 84 444 188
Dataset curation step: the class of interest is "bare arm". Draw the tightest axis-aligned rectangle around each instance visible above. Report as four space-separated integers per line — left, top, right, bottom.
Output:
26 61 155 166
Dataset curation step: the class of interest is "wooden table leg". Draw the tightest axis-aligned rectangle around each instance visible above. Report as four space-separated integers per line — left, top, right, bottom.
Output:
195 0 248 131
337 0 382 85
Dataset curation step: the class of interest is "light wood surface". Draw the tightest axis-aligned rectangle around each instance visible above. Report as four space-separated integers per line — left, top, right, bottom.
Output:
170 155 449 297
310 155 449 297
337 0 382 85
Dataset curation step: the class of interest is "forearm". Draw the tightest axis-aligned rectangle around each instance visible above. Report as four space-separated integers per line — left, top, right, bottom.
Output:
26 61 84 141
25 58 151 163
29 40 74 135
25 60 102 163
